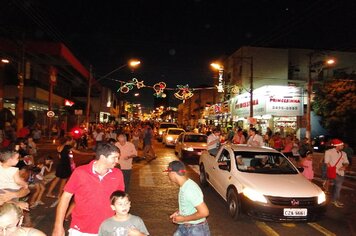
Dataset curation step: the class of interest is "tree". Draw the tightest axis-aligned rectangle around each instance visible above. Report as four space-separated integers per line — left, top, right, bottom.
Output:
313 76 356 146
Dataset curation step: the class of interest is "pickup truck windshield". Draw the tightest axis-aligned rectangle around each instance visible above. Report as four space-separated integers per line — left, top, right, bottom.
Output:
234 151 298 174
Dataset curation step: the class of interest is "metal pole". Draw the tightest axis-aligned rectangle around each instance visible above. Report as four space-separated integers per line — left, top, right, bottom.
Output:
16 42 25 131
86 65 92 130
249 57 254 118
48 78 53 139
306 54 312 144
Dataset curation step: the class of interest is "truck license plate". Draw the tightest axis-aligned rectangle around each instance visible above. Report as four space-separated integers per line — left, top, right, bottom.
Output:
283 208 307 217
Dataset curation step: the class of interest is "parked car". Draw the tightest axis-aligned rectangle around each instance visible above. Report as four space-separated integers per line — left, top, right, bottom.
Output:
162 128 185 146
156 122 178 141
199 144 326 222
312 135 332 152
175 132 207 159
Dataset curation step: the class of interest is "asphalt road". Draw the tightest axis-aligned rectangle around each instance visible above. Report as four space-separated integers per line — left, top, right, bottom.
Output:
31 140 356 235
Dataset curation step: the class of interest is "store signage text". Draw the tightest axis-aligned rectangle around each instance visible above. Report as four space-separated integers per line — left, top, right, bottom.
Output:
269 98 300 103
234 99 259 109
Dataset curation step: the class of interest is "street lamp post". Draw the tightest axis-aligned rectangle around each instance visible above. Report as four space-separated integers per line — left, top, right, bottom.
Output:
306 53 335 144
85 60 140 128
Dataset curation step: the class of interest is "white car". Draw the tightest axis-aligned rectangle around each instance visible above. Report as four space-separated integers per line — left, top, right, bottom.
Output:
175 132 207 159
156 122 178 141
199 144 326 222
162 128 185 146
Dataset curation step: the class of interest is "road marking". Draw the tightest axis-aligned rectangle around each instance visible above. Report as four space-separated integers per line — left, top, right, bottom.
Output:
308 223 336 236
281 223 296 227
32 215 45 227
255 221 279 236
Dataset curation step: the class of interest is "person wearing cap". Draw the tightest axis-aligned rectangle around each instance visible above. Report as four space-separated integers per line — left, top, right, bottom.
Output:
324 139 349 208
246 128 264 147
207 129 221 156
165 161 210 236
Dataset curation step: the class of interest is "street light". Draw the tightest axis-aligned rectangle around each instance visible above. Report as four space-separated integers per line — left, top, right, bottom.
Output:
85 60 141 128
210 62 224 94
1 59 10 64
306 53 335 144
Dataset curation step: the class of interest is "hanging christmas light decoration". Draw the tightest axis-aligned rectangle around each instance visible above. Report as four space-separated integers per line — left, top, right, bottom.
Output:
153 82 166 98
174 84 194 102
132 78 145 89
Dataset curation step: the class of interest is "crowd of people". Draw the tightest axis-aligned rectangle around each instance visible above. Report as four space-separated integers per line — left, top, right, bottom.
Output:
0 119 354 235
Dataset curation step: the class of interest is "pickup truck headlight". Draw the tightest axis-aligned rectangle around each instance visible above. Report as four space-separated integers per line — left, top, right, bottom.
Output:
318 191 326 204
242 188 267 203
167 136 174 141
183 147 194 151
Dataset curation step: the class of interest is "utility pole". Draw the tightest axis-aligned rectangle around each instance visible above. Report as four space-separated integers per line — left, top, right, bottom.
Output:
249 57 254 118
86 65 92 130
306 54 312 145
16 41 25 131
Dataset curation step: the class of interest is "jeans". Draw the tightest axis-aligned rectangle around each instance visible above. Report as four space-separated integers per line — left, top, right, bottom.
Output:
173 221 210 236
122 169 132 193
332 174 344 201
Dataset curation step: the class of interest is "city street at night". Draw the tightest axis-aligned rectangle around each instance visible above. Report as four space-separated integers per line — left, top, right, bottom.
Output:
31 140 356 235
1 1 356 236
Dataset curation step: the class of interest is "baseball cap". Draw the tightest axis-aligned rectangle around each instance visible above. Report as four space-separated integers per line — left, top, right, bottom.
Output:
163 161 186 174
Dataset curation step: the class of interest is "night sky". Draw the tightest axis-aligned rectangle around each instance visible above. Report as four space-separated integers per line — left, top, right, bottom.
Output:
2 0 356 107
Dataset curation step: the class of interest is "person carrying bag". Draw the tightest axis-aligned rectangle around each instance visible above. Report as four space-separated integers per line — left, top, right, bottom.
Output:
326 153 342 179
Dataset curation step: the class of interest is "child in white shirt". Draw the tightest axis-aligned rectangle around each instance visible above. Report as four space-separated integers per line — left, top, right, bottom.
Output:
0 149 28 196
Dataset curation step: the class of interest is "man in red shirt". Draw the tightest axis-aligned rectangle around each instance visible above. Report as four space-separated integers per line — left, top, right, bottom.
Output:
52 142 125 236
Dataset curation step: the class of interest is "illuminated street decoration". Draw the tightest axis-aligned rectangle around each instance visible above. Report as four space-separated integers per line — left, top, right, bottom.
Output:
216 68 224 93
153 82 166 98
174 84 194 102
115 78 222 101
132 78 145 89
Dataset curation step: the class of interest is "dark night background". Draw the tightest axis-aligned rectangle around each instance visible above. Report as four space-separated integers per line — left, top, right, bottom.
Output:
1 0 356 107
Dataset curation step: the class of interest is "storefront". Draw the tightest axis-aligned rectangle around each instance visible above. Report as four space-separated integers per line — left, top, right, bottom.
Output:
205 101 231 128
230 85 303 135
